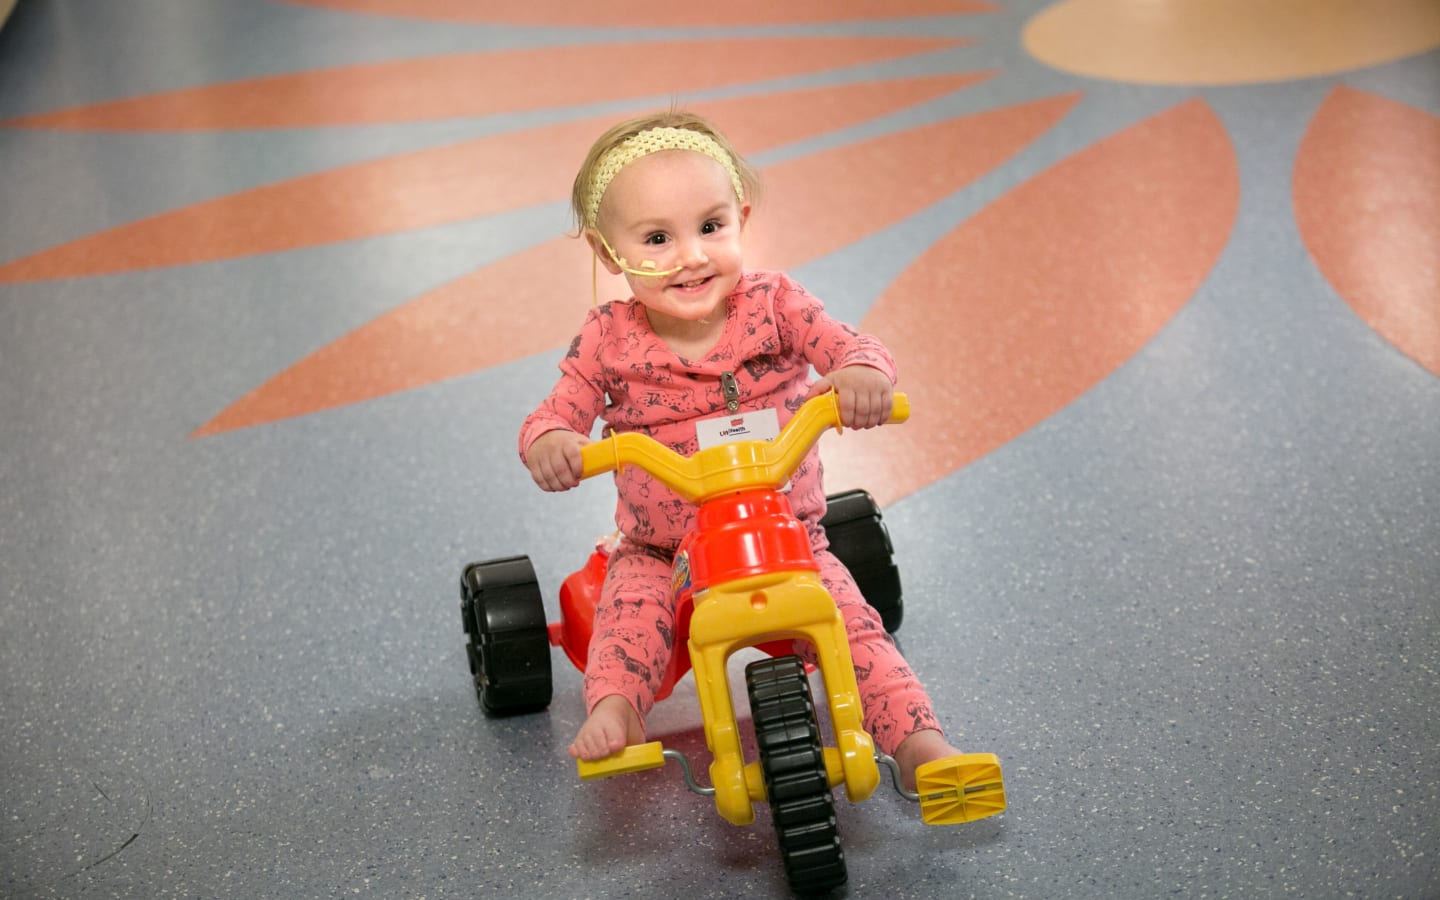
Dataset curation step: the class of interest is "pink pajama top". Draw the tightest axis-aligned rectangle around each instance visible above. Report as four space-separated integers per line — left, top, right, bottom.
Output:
518 270 897 551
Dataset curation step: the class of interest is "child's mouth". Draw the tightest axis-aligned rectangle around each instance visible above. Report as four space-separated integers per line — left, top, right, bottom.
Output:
673 276 711 290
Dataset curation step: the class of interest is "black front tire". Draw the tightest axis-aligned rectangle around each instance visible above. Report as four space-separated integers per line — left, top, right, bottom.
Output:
821 489 904 633
747 656 846 895
460 556 552 716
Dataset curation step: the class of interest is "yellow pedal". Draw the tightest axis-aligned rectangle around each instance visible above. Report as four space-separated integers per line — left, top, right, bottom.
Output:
915 752 1007 826
575 741 666 780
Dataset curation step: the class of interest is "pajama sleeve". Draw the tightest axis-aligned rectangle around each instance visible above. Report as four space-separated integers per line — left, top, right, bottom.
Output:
769 273 898 383
517 310 609 464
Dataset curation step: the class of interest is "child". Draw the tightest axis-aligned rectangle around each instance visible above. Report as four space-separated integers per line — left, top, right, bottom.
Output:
519 110 961 790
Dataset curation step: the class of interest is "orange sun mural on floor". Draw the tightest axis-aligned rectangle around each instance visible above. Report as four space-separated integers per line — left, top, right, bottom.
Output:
2 0 1435 503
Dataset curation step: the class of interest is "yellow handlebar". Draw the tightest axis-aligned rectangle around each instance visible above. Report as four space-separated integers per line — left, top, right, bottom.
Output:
580 391 909 505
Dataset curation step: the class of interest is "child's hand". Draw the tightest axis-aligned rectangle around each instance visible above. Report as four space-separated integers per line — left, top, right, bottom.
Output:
526 429 590 492
804 365 895 430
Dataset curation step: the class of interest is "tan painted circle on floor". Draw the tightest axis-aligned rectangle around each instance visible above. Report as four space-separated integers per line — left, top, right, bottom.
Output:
1024 0 1440 86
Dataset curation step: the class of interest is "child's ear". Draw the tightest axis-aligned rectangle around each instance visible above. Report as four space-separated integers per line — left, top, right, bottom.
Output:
585 229 624 276
738 203 751 232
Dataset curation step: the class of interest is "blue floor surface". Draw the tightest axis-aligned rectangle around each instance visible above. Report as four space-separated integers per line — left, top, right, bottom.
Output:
1 2 1437 897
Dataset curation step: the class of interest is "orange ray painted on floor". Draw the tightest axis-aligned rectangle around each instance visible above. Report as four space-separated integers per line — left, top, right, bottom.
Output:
194 91 1080 437
0 74 991 284
824 99 1239 504
1294 86 1440 377
2 37 963 132
743 91 1077 270
279 0 997 26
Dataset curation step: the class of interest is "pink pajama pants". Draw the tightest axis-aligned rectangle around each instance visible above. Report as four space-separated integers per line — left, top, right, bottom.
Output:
582 535 942 756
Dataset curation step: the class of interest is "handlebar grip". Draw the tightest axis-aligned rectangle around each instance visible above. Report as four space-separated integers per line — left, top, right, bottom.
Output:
579 435 621 479
889 392 910 425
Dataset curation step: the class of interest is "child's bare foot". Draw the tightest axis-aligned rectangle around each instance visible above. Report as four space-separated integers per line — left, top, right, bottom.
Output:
568 695 645 760
893 729 962 792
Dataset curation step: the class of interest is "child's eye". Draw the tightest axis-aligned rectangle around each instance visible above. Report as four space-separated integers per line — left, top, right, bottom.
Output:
701 220 722 235
644 232 669 246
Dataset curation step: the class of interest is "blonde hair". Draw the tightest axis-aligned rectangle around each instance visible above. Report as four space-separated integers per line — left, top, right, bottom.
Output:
570 110 760 235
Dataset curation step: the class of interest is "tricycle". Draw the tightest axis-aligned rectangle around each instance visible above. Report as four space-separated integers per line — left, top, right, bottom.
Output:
459 391 1005 894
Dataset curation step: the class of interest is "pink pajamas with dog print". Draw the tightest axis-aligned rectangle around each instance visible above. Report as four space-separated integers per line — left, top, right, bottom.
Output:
519 270 940 755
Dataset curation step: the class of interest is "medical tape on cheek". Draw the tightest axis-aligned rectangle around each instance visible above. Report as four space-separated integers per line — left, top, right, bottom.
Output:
594 230 683 279
589 233 682 306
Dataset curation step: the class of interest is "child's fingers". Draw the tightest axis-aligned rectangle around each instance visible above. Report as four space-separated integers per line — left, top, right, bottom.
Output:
563 440 586 480
803 375 833 400
534 455 574 491
835 387 857 428
528 434 589 491
846 386 893 430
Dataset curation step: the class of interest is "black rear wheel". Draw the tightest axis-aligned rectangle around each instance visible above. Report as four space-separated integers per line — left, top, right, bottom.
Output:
460 555 552 716
747 655 846 895
821 489 904 633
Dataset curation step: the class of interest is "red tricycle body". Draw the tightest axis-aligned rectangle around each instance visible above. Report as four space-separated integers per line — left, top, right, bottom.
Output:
548 487 813 702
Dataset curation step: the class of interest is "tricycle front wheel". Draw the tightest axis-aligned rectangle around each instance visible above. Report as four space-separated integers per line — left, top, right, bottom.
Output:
747 655 846 895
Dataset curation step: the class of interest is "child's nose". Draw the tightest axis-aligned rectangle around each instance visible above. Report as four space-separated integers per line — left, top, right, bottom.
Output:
678 237 709 266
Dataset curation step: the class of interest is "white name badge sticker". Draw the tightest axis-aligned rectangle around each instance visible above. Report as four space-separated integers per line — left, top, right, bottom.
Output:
695 407 780 450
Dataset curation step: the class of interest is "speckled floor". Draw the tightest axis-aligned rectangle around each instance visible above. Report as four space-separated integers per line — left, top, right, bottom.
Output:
1 2 1437 898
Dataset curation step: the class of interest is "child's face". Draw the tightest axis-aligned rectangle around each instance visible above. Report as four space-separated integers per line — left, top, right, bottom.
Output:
591 149 749 330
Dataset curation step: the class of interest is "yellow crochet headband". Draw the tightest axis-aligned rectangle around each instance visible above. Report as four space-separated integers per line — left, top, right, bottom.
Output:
582 126 747 230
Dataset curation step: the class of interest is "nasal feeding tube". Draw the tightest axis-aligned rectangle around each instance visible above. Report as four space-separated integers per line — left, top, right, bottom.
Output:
593 229 684 279
590 228 687 305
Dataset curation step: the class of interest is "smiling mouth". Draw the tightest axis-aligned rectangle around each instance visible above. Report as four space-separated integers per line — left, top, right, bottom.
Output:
672 275 712 290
